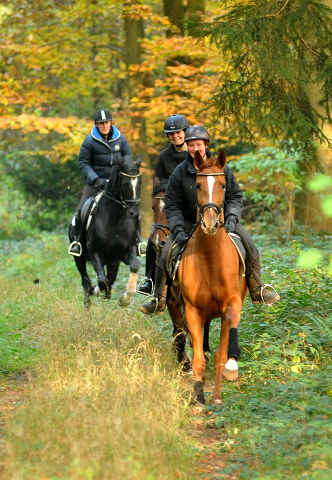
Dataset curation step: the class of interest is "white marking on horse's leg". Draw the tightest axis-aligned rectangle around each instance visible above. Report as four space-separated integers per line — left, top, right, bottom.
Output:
131 178 138 199
225 358 238 371
93 286 100 295
126 272 138 293
207 176 215 204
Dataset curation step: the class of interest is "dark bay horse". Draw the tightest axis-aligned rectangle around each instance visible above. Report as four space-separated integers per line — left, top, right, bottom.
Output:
176 150 247 404
69 156 143 307
151 193 191 368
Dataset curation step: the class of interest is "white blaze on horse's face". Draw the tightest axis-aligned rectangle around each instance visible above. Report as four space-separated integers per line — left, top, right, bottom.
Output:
131 178 138 199
207 176 215 204
159 198 165 215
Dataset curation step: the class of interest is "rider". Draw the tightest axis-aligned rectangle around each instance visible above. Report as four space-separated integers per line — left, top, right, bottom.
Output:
69 108 132 256
139 125 280 315
138 114 190 294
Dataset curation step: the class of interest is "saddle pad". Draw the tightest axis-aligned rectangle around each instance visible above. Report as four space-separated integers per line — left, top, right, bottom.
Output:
228 232 246 276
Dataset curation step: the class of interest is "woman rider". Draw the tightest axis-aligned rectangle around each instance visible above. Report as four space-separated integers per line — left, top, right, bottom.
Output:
139 125 280 315
138 114 190 295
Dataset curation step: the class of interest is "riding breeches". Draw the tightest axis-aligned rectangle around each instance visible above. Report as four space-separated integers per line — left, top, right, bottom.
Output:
76 185 100 216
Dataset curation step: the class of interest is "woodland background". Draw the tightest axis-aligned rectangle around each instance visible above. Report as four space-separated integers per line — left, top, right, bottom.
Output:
1 0 332 237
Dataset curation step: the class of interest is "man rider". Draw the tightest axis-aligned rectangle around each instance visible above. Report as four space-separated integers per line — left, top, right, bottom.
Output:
69 108 132 256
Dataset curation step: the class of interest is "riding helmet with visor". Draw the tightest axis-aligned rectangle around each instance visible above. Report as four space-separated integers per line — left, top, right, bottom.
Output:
185 125 210 143
94 108 112 123
163 114 189 133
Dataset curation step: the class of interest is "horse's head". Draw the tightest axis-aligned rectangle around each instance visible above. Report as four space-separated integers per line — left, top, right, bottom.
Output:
106 155 142 217
194 150 227 235
151 191 169 254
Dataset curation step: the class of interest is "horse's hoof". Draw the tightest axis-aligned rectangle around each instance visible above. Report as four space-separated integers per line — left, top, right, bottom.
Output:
177 352 192 371
212 397 223 405
194 381 206 405
222 358 239 381
118 292 133 307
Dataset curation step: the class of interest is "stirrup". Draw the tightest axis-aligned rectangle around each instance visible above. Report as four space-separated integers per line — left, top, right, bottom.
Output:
260 284 279 307
137 277 154 295
138 242 147 257
139 294 157 314
68 241 82 257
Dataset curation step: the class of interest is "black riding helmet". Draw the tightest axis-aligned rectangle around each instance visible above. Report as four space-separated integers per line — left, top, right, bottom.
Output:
163 114 189 133
94 108 112 123
185 125 210 143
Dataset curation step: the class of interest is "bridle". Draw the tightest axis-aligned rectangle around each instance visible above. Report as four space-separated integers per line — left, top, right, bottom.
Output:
196 172 226 228
104 170 142 208
152 195 170 237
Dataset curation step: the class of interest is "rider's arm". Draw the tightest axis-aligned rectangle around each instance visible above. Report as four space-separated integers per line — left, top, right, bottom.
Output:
224 165 243 222
79 136 99 185
165 167 186 235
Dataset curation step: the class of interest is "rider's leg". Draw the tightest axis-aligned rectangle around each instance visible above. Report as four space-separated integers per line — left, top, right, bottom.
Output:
235 224 280 306
138 237 156 295
68 186 99 256
139 235 173 315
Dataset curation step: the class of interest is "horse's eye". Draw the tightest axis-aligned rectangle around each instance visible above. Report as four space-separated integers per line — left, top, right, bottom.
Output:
197 184 201 190
222 184 226 190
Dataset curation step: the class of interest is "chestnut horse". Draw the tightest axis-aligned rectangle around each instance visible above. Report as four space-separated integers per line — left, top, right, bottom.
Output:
176 150 247 404
151 192 191 369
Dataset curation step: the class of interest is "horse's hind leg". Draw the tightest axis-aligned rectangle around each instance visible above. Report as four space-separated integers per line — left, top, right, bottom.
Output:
119 253 140 307
168 299 191 371
74 256 94 308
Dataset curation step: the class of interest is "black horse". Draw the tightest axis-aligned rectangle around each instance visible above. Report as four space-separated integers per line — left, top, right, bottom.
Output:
69 155 143 307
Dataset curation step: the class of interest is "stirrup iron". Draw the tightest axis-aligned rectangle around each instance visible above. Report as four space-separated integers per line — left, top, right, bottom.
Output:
68 241 82 257
260 284 279 307
138 242 147 257
137 277 154 295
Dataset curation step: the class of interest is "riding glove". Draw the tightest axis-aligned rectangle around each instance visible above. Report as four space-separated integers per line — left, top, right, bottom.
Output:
175 231 187 246
94 177 106 190
224 218 236 233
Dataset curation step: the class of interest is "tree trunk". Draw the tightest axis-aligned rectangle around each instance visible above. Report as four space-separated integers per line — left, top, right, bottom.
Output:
123 0 151 169
163 0 185 36
187 0 205 37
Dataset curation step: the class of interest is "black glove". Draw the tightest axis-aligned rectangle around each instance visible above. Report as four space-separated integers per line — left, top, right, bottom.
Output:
175 231 187 246
224 218 236 233
94 177 106 190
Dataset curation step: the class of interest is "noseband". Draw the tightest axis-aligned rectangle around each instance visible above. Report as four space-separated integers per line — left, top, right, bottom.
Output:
196 172 226 228
104 171 141 208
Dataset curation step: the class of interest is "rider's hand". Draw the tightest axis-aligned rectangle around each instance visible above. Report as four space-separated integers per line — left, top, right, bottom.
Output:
224 217 236 233
175 231 187 246
94 177 106 190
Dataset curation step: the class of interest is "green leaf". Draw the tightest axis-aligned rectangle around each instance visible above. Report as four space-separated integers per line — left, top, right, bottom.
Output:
297 250 323 269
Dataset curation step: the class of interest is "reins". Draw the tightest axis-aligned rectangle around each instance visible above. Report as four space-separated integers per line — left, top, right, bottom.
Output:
196 171 226 228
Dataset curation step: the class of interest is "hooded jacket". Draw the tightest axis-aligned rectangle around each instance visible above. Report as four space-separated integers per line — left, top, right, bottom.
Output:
153 143 188 196
79 125 132 185
165 152 243 236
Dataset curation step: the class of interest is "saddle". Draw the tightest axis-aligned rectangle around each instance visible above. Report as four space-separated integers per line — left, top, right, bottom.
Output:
165 232 247 283
80 191 104 230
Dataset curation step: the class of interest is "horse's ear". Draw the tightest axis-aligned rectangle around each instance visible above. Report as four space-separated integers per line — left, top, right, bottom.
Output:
216 149 226 169
136 154 143 167
194 151 205 170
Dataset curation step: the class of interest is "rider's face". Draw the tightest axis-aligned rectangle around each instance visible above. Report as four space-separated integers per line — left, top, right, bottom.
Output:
97 121 112 136
167 130 186 146
188 139 207 159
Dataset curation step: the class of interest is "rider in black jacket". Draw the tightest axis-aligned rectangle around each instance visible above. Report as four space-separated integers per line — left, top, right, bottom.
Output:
139 125 280 315
138 114 190 294
69 108 132 256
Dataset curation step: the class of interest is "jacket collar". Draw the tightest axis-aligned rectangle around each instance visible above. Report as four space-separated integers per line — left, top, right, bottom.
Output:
91 125 121 142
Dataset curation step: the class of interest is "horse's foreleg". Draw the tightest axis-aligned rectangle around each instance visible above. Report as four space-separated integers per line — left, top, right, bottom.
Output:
185 304 206 404
119 254 140 307
90 253 109 296
212 303 241 403
74 256 94 305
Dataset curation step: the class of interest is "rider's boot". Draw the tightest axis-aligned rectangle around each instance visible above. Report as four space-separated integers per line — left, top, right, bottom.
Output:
247 255 280 306
68 216 83 256
139 264 167 315
138 239 156 295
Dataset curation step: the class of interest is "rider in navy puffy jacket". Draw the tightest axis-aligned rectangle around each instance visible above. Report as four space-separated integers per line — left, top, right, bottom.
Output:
69 108 132 256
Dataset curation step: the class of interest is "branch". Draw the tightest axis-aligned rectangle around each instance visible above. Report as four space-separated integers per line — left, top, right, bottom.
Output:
263 0 289 17
296 29 320 58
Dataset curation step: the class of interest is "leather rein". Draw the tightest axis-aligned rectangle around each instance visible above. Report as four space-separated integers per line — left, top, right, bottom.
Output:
196 172 226 229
